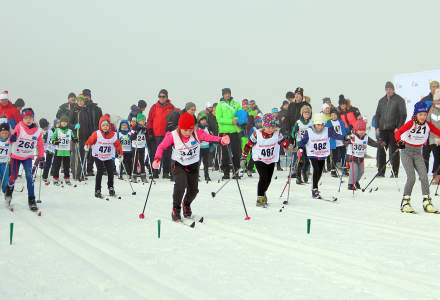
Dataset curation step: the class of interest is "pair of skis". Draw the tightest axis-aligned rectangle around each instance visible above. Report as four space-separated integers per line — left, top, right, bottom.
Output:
176 216 204 228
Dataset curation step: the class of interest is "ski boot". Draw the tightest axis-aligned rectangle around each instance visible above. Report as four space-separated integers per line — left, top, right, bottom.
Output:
205 175 211 182
312 188 321 199
28 196 38 211
140 173 148 183
95 190 103 199
330 169 338 178
222 173 230 180
64 178 72 186
296 175 303 185
109 187 116 197
423 196 439 213
302 170 309 184
43 178 50 185
131 175 138 183
182 202 192 218
277 165 283 171
400 196 415 213
348 184 356 191
355 181 361 190
5 185 13 206
256 196 266 207
172 207 182 222
246 169 253 177
53 178 60 186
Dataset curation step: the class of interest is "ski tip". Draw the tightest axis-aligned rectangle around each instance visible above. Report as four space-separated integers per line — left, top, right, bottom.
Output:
132 192 137 195
211 192 216 198
118 196 122 199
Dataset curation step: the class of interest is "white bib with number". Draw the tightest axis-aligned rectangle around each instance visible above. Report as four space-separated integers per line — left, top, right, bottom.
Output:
91 131 117 161
132 131 146 148
296 119 312 142
171 130 200 166
11 124 41 158
0 140 10 163
252 129 280 164
331 120 344 147
119 132 132 152
400 122 429 146
347 135 368 158
305 127 330 158
55 128 72 151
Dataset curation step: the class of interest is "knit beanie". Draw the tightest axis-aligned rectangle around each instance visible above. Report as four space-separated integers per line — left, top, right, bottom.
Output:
136 113 146 122
185 102 196 111
354 119 367 132
413 101 428 116
178 112 195 130
21 108 34 118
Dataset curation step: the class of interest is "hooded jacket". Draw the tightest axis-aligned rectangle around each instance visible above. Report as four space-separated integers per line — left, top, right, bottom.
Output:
85 115 123 156
0 100 21 129
215 97 241 134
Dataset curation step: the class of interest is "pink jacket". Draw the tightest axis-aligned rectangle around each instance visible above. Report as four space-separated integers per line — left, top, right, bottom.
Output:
154 129 221 160
11 121 44 160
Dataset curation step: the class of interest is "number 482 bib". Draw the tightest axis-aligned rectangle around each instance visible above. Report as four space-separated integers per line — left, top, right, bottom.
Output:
305 127 330 158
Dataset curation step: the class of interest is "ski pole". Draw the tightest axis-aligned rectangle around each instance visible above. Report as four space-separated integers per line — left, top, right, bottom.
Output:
362 149 399 192
37 165 43 203
279 150 295 199
211 167 241 198
132 146 138 180
120 158 136 195
226 145 250 220
338 154 347 193
138 175 154 219
79 149 88 181
388 161 400 192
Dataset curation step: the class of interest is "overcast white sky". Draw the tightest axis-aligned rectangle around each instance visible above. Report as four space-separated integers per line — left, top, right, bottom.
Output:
1 0 439 121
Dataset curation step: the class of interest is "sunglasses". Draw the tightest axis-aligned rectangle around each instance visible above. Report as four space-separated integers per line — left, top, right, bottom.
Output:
159 95 167 98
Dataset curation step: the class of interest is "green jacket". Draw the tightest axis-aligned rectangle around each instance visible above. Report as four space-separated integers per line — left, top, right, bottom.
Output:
51 127 73 157
216 97 241 134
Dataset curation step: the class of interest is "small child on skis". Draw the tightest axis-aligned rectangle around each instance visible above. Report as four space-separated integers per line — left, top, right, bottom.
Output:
395 101 440 213
291 105 313 184
326 108 348 178
298 113 346 199
241 113 289 207
85 115 123 198
118 119 133 179
198 115 212 182
6 108 45 211
130 113 148 183
152 112 230 221
40 118 55 184
0 123 11 193
51 115 76 185
346 119 379 190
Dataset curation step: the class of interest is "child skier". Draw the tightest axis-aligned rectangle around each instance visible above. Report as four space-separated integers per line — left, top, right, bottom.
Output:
85 115 123 198
6 108 45 211
40 118 55 184
130 113 148 183
118 119 133 179
152 112 230 221
51 115 76 185
326 108 348 177
298 113 346 199
291 105 313 184
245 115 263 177
198 115 212 182
346 119 379 190
395 101 440 213
241 113 288 207
0 123 10 193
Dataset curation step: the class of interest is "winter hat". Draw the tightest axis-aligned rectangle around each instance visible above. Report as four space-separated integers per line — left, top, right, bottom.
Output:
338 94 347 105
205 102 213 109
222 88 231 96
60 115 69 124
119 119 130 131
0 122 10 132
39 118 49 129
272 108 279 113
21 108 34 118
15 98 25 108
68 92 76 99
262 113 278 128
294 87 304 96
82 89 92 97
285 91 295 99
322 97 331 104
282 100 289 106
242 99 249 106
430 81 440 88
136 113 146 122
249 99 256 105
312 113 325 125
184 102 196 111
434 89 440 101
322 103 330 112
138 100 147 109
354 119 367 132
178 112 195 130
413 101 428 116
158 89 168 97
385 81 395 90
300 105 312 116
0 92 9 101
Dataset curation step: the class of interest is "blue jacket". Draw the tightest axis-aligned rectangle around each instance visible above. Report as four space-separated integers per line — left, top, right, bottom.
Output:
325 119 348 150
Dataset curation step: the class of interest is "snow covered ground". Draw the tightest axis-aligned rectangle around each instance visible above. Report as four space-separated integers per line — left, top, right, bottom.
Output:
2 158 440 300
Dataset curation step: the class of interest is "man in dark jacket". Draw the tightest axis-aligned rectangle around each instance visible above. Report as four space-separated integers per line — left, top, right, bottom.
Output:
286 88 312 140
420 80 439 110
56 92 76 121
375 81 407 177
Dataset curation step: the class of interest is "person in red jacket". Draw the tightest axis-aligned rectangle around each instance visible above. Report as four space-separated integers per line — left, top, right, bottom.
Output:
0 91 21 129
85 115 123 199
338 95 357 130
147 89 175 178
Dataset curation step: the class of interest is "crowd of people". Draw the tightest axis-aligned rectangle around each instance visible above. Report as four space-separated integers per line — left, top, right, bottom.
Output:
1 80 440 220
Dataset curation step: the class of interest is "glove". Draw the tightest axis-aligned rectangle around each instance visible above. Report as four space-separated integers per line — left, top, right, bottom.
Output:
52 139 60 145
37 157 45 169
72 137 79 144
74 123 80 130
220 135 230 146
152 158 161 170
10 134 17 143
297 149 303 161
84 145 90 152
240 158 247 170
397 141 405 149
